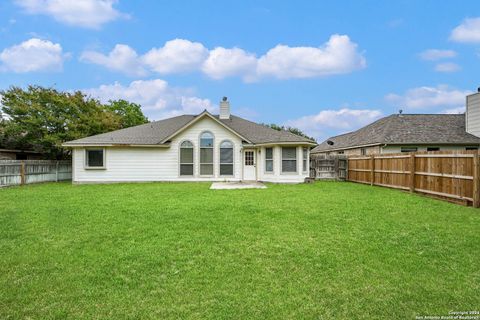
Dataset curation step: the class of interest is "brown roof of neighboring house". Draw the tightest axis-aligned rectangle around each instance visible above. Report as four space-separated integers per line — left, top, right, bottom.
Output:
312 114 480 153
63 111 315 146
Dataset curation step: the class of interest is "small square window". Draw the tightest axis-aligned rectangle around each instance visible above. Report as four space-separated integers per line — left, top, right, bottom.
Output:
86 149 104 168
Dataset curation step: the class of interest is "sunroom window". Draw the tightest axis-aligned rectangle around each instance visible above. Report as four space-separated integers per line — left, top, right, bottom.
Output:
265 147 273 172
85 149 104 168
282 147 297 173
220 140 233 176
302 147 308 172
200 131 214 175
180 140 194 176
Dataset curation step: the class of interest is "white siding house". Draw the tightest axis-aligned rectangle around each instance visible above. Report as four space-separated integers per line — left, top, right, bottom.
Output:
65 98 315 184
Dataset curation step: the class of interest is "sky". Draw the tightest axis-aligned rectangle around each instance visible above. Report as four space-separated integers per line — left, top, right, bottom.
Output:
0 0 479 141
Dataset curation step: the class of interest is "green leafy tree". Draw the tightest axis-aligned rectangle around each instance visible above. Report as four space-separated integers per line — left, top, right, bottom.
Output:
0 86 148 159
262 123 316 142
107 99 148 129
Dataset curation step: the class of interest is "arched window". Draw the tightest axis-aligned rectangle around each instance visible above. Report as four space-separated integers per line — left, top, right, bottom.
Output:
220 140 234 176
180 140 194 176
200 131 214 175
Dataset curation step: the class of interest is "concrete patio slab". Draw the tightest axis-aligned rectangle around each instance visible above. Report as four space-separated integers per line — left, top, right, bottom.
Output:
210 181 267 190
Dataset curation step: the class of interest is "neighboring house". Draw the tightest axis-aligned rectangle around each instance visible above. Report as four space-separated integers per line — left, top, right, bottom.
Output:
0 148 45 160
63 98 316 183
312 90 480 156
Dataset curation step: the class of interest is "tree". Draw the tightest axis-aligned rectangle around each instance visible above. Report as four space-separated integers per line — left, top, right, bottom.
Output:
107 99 148 129
262 123 316 142
0 86 148 159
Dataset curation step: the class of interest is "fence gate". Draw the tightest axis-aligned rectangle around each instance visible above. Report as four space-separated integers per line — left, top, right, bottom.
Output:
310 154 347 180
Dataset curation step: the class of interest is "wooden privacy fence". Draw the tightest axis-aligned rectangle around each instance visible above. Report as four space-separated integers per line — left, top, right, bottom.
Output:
310 154 347 180
0 160 72 187
347 151 480 207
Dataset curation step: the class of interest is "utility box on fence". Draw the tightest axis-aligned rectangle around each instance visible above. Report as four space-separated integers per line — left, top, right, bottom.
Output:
310 154 347 180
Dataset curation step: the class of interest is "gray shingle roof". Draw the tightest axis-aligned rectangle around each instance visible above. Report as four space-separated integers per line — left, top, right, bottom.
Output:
64 112 315 146
217 115 314 144
312 114 480 153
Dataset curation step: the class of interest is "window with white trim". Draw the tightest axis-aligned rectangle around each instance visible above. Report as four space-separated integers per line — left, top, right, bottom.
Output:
282 147 297 173
401 147 418 153
302 147 308 172
180 140 194 176
200 131 214 175
265 147 273 173
85 148 105 168
219 140 233 176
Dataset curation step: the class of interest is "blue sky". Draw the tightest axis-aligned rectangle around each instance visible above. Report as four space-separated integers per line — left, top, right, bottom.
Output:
1 0 479 141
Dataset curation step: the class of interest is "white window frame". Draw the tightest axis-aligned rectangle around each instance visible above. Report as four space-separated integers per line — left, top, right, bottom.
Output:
219 140 234 177
199 131 214 176
401 147 418 153
265 147 274 174
84 148 106 170
302 147 308 173
179 140 194 176
281 147 297 174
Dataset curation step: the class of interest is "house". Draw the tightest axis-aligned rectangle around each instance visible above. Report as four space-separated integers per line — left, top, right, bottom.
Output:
0 148 46 160
63 97 316 183
311 114 480 156
312 90 480 156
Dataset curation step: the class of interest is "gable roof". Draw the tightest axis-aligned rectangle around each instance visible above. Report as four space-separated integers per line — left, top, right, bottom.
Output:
63 112 315 147
312 114 480 153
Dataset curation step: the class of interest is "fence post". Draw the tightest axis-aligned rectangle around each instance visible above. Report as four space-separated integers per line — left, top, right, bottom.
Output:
473 152 480 208
370 154 375 186
20 161 26 185
409 154 416 193
55 161 59 182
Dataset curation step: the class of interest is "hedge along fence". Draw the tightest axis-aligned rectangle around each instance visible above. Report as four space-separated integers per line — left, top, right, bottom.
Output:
0 160 72 187
347 151 480 207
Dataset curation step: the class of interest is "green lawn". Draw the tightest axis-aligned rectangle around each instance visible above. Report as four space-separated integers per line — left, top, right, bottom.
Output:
0 182 479 319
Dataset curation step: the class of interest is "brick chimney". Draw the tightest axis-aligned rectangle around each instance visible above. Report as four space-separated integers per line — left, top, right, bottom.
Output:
219 96 230 120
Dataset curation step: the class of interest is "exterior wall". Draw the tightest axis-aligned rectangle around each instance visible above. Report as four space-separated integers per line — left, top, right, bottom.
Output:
73 117 243 183
0 151 45 160
318 146 380 156
314 144 478 156
256 145 309 183
0 151 16 160
466 92 480 137
381 145 477 154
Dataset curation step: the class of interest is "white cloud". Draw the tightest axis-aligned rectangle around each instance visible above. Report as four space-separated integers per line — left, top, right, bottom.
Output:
419 49 457 61
257 35 366 79
15 0 127 29
450 17 480 43
82 79 216 120
0 38 67 73
285 108 383 141
385 85 471 110
80 44 146 76
202 47 257 80
142 39 208 74
79 35 366 81
434 62 460 73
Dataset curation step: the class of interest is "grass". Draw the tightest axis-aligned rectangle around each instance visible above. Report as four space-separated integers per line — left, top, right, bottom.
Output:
0 181 479 319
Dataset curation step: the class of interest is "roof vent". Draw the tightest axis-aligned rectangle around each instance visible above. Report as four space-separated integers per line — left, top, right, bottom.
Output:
477 87 480 93
398 109 403 117
219 96 230 120
327 140 334 146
